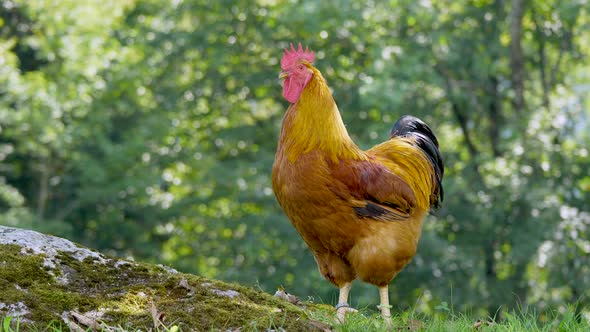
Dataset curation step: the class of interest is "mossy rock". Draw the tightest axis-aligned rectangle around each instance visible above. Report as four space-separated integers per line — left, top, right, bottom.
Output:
0 226 330 331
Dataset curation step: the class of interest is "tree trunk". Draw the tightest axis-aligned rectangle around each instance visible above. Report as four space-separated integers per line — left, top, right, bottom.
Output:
532 9 551 109
36 161 49 220
487 76 502 157
510 0 526 113
484 240 500 318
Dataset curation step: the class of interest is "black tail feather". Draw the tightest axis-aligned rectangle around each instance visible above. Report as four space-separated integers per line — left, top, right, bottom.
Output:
390 115 444 208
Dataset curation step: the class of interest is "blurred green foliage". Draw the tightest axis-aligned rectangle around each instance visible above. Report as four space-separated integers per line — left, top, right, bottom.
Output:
1 0 589 318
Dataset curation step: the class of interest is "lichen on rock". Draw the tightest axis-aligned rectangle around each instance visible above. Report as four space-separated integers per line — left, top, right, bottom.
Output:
0 226 108 269
0 302 29 320
0 226 329 331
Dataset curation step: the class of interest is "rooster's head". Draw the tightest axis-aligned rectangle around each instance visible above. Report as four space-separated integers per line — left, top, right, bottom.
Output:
279 43 315 104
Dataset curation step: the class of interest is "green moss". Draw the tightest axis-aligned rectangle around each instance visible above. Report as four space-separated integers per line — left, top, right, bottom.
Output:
0 245 52 290
0 243 324 331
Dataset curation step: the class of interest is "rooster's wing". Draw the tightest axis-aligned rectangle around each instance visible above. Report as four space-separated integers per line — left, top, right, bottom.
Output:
328 159 417 222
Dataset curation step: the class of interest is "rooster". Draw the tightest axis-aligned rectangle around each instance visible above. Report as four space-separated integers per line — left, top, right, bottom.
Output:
271 44 444 323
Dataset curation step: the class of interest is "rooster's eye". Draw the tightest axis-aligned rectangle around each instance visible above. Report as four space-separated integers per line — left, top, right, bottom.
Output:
298 65 304 70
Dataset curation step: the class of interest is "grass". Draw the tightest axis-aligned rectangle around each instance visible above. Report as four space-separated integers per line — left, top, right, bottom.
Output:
1 315 181 332
305 304 590 332
2 304 589 332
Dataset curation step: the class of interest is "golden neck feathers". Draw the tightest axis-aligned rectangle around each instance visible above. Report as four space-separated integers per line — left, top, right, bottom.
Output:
278 67 366 163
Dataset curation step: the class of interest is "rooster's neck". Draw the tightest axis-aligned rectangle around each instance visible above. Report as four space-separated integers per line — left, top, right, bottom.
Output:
279 70 365 163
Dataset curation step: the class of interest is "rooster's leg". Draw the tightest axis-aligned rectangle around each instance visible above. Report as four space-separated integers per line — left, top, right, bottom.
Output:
378 285 392 325
335 282 357 323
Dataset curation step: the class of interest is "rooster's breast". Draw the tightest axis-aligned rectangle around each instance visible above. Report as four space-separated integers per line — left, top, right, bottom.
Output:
272 150 365 254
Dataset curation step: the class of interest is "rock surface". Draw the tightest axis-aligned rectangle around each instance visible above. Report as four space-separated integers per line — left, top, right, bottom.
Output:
0 226 328 331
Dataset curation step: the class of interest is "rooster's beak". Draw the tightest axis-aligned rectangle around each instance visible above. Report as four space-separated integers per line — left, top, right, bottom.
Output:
278 71 288 80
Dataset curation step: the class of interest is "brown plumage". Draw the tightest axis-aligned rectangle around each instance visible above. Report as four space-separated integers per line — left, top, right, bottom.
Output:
272 44 444 323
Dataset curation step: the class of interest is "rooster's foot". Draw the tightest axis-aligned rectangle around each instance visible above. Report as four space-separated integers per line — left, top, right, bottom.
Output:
335 303 357 323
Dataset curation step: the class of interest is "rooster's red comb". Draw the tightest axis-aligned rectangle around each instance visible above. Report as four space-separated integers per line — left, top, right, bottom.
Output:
280 43 315 70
